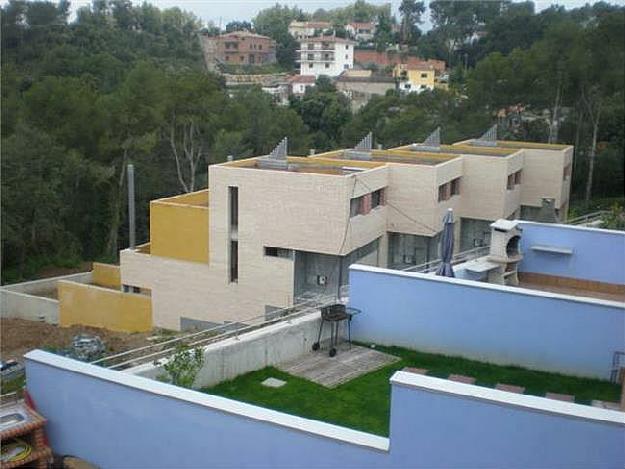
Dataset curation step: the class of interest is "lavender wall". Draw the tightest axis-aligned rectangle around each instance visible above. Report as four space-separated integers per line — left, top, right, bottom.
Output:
349 265 625 379
518 222 625 284
25 351 625 468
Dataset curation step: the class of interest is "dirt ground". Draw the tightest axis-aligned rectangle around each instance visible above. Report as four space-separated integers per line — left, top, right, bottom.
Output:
1 318 157 362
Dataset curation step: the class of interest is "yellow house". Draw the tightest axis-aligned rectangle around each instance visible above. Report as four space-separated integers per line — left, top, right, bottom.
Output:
393 64 436 94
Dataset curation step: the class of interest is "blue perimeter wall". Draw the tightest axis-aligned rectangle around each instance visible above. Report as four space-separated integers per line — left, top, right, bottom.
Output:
349 266 625 379
25 352 625 468
518 222 625 284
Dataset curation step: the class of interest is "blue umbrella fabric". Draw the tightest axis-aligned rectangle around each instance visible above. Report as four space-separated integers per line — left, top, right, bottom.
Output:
436 208 455 277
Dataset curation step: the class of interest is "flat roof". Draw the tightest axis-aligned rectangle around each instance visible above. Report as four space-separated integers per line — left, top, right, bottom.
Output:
314 149 459 166
393 143 517 157
219 156 384 175
153 190 209 207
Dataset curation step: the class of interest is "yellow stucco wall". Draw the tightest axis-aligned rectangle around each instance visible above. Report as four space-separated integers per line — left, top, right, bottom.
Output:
150 196 209 264
92 262 121 289
58 281 152 332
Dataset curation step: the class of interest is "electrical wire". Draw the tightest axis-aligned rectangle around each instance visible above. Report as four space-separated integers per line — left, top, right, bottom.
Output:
355 177 440 234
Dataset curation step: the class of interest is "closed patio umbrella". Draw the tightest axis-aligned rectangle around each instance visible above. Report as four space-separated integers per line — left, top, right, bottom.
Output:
436 208 455 277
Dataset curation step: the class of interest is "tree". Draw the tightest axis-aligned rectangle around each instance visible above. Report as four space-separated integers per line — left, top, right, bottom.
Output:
430 0 508 65
161 344 204 388
374 9 394 52
399 0 425 46
163 71 225 193
253 4 306 69
226 20 252 32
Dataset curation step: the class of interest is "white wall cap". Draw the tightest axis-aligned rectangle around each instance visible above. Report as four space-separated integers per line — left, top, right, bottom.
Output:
391 371 625 426
25 349 389 452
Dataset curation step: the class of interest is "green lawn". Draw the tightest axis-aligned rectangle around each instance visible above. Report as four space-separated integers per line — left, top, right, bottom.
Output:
204 345 621 436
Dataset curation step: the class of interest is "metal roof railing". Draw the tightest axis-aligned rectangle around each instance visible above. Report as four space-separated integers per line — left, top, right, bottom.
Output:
566 211 607 226
400 246 490 274
91 294 340 371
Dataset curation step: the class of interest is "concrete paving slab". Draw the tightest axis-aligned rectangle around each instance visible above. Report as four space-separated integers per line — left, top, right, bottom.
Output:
261 377 287 388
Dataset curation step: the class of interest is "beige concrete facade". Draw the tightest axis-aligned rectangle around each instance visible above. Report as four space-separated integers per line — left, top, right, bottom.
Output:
119 138 573 330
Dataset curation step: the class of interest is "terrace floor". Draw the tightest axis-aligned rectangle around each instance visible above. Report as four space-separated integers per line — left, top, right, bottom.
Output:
277 345 399 388
518 279 625 303
205 344 621 436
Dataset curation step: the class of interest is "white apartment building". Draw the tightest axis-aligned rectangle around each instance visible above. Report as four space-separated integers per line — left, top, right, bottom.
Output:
118 128 573 331
297 36 356 77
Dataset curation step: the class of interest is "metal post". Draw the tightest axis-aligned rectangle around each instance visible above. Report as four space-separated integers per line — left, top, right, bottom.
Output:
127 164 136 250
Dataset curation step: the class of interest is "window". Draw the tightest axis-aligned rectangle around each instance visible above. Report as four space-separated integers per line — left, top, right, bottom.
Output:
514 170 522 185
264 247 292 259
309 63 314 68
308 43 314 50
450 177 461 196
372 188 385 208
307 53 314 60
438 183 450 202
230 241 238 282
325 63 330 68
324 53 329 59
350 197 360 217
421 73 428 78
563 163 571 180
240 56 244 62
345 44 349 49
507 174 515 190
229 186 239 228
405 83 411 89
259 44 262 50
343 64 349 69
345 54 348 59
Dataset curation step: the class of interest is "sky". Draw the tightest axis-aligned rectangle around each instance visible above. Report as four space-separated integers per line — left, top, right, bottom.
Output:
12 0 625 29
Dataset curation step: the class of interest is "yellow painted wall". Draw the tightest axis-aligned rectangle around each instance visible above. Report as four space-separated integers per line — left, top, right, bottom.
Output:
92 262 121 289
393 65 435 89
150 200 209 263
58 281 152 332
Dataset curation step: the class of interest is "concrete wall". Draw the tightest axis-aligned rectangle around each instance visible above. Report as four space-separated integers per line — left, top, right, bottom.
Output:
518 222 625 285
348 265 625 379
459 152 521 221
128 312 330 388
517 146 572 208
0 272 91 324
58 281 152 332
25 350 625 468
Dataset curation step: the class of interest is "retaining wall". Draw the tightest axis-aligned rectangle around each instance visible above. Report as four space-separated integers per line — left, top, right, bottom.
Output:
128 312 331 388
58 281 152 332
0 273 91 324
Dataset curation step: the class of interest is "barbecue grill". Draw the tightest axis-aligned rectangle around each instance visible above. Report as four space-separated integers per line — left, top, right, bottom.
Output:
312 304 360 357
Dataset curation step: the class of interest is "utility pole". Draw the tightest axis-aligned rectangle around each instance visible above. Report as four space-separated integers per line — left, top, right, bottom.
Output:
127 164 136 250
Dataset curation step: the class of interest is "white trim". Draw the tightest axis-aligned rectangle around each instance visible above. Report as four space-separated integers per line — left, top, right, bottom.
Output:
390 371 625 426
349 264 625 309
25 350 389 452
518 219 625 236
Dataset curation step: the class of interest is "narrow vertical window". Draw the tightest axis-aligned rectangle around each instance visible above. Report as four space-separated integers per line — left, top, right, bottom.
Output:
229 186 238 229
228 187 239 283
230 241 238 282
